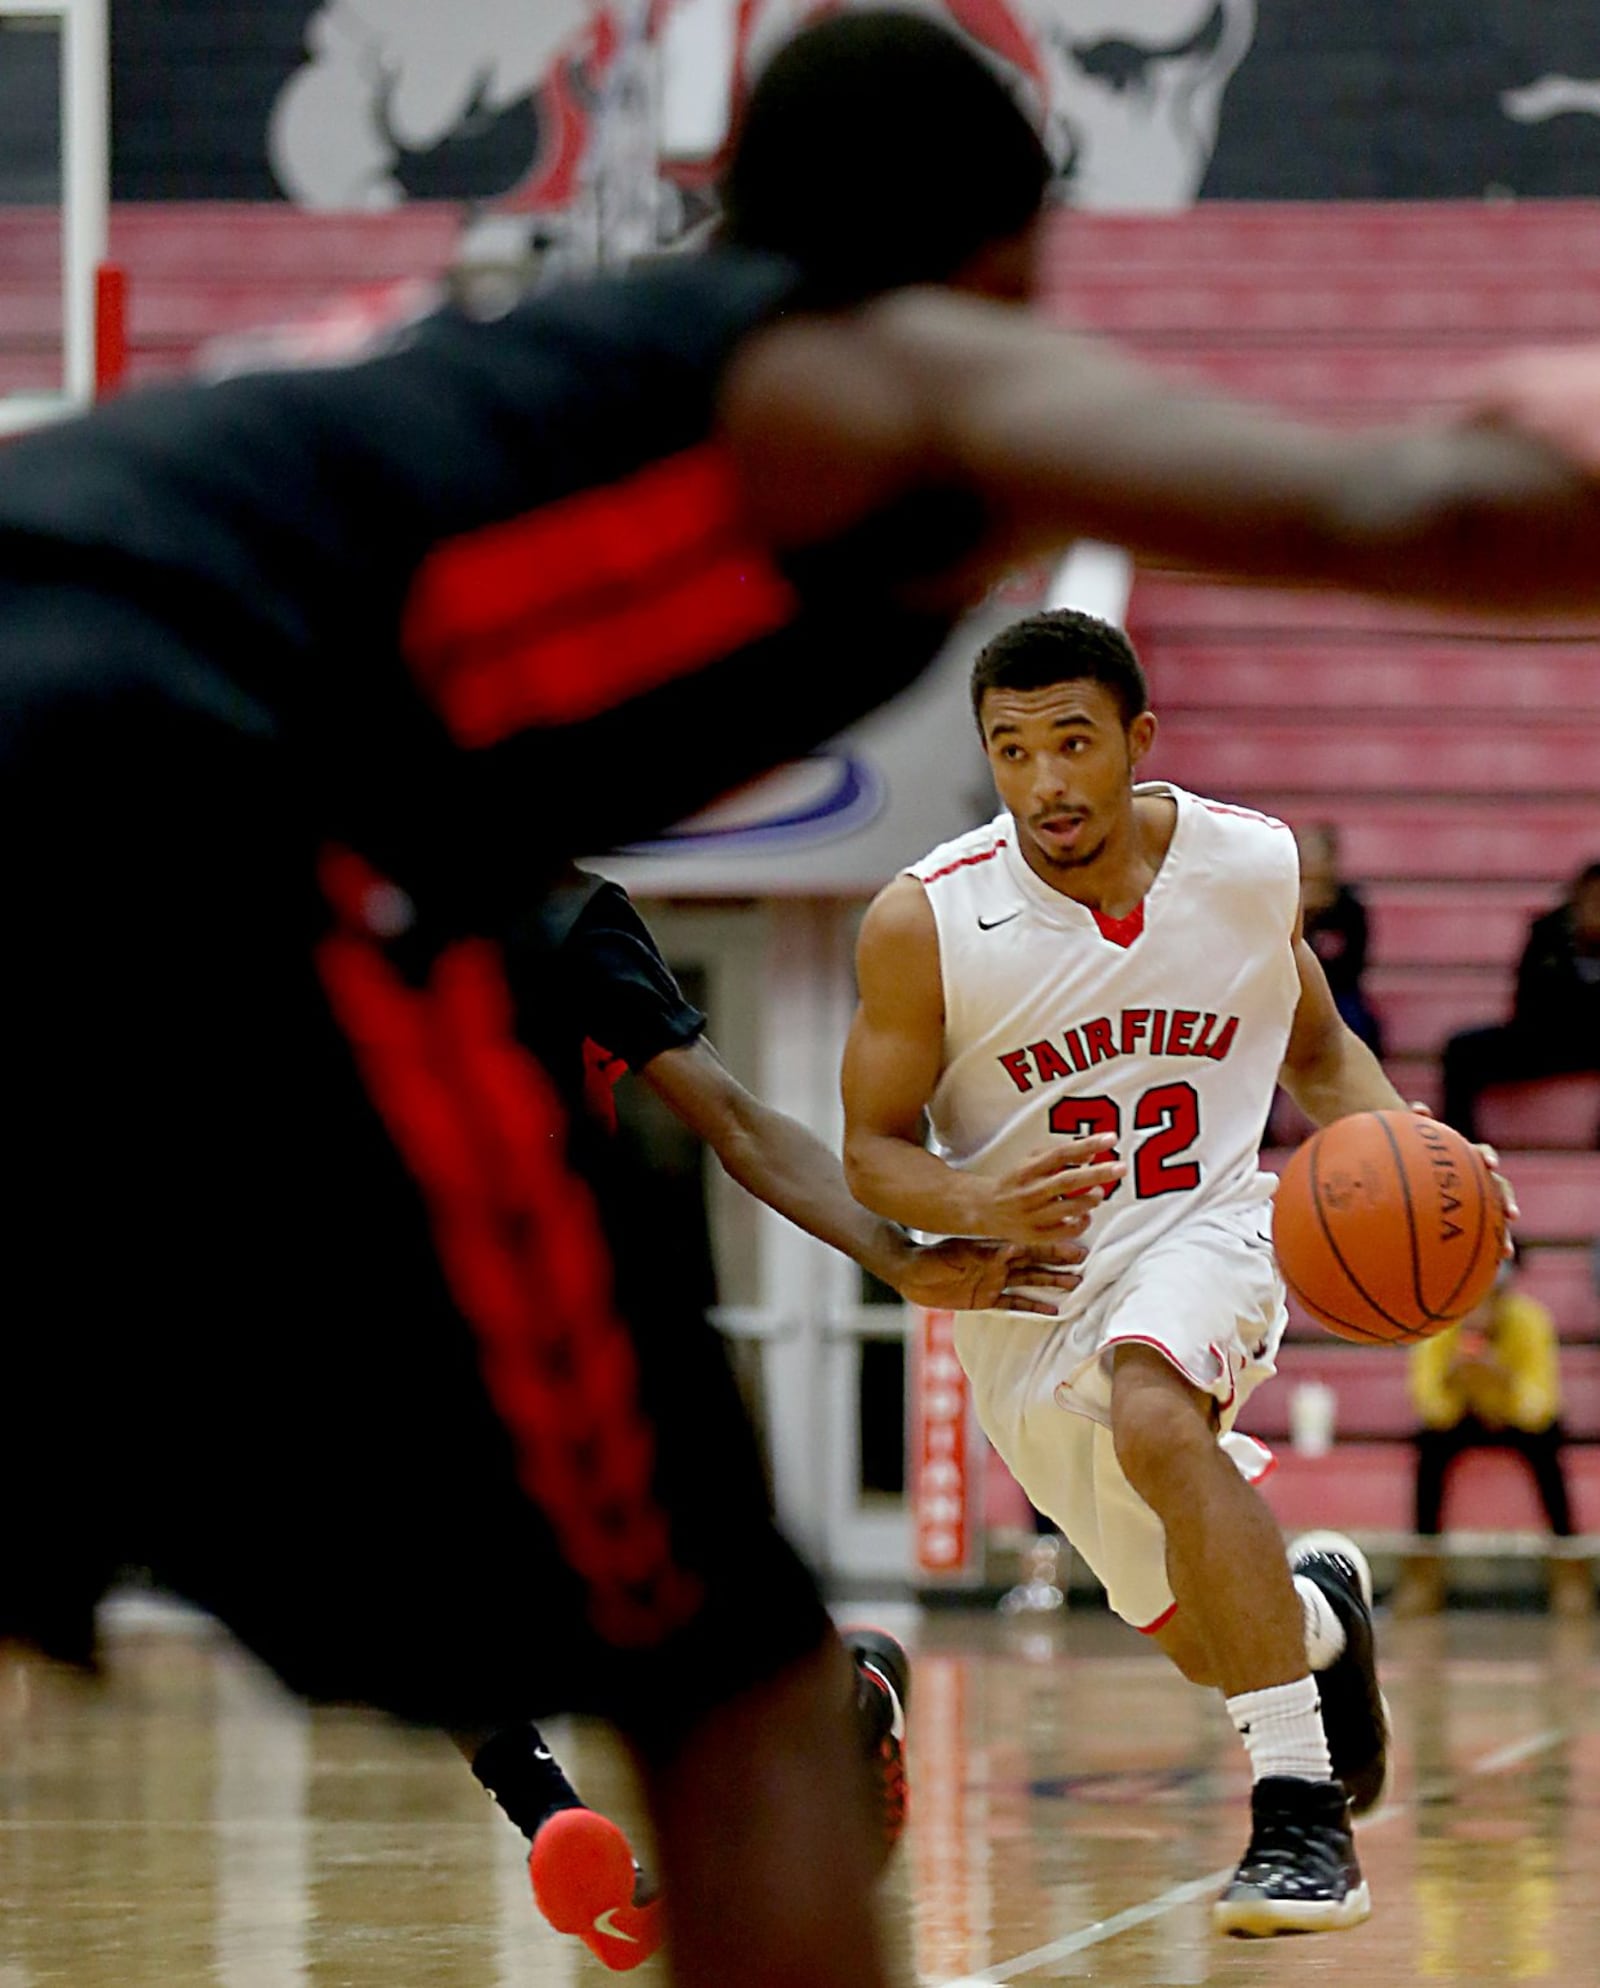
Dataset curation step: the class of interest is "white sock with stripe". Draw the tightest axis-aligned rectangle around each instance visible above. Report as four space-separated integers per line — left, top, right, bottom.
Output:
1226 1675 1333 1785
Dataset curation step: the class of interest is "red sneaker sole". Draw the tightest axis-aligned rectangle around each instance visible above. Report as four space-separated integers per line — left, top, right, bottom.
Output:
528 1808 663 1972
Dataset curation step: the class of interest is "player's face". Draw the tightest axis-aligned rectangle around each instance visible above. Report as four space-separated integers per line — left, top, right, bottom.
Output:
979 676 1154 873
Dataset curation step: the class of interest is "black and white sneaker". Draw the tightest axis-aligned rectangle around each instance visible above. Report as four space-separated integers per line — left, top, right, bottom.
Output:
843 1627 909 1867
1290 1530 1392 1816
1214 1777 1372 1937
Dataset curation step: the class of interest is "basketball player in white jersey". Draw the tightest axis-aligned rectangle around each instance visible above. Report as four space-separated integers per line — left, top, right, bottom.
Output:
843 608 1459 1936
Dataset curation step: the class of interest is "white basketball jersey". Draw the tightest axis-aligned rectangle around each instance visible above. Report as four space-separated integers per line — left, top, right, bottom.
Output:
909 783 1300 1313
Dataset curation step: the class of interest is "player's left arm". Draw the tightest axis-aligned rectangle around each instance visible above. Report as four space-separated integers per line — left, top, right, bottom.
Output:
640 1036 1082 1315
1277 918 1405 1127
1277 920 1520 1228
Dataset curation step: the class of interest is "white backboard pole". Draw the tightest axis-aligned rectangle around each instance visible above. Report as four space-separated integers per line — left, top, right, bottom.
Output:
1 0 109 407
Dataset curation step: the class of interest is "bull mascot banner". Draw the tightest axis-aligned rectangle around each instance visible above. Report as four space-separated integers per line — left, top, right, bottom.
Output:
88 2 1600 217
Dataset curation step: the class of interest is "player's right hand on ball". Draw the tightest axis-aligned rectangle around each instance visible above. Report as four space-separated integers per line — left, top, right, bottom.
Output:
981 1135 1125 1244
1409 1098 1519 1248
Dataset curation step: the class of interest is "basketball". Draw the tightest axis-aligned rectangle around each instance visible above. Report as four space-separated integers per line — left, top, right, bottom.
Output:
1272 1110 1507 1345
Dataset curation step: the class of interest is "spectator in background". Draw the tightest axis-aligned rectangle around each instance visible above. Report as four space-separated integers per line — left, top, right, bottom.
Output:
1295 824 1383 1056
1441 861 1600 1143
1268 823 1384 1146
1394 1246 1592 1618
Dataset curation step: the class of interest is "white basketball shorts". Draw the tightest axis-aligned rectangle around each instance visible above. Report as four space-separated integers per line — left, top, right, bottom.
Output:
953 1205 1286 1632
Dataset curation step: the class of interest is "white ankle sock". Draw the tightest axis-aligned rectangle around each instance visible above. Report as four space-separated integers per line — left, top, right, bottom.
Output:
1296 1574 1348 1670
1226 1676 1333 1785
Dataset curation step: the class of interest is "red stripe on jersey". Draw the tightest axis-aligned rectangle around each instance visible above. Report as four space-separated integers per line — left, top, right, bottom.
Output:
582 1035 627 1133
402 442 798 745
316 851 704 1649
920 839 1008 884
1091 902 1145 948
1197 799 1289 832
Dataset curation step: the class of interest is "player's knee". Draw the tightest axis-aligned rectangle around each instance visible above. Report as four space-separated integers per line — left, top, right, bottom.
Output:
1110 1349 1212 1509
1110 1395 1199 1508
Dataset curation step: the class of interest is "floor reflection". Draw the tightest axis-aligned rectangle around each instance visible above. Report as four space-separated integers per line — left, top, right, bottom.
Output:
1 1598 1594 1986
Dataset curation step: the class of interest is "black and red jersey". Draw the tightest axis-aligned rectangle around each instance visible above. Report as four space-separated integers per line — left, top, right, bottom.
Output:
525 870 706 1128
0 250 980 933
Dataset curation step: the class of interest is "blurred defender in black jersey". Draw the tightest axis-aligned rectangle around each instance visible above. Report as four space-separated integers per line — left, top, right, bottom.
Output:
8 12 1600 1986
478 867 1079 1969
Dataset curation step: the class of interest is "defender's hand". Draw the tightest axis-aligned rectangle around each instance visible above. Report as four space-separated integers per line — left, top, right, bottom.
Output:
1465 343 1600 476
893 1237 1086 1316
1409 1101 1519 1248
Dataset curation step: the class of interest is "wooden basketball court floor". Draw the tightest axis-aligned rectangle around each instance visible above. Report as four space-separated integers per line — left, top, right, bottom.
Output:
2 1596 1596 1986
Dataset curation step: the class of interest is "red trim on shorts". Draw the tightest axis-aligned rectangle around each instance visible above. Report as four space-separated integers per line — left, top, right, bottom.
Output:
401 443 797 745
1137 1601 1178 1636
1104 1330 1234 1409
314 847 704 1649
1209 1340 1238 1415
919 839 1008 884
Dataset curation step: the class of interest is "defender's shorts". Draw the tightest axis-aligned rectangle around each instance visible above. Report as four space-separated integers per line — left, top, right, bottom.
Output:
0 580 829 1742
955 1206 1285 1631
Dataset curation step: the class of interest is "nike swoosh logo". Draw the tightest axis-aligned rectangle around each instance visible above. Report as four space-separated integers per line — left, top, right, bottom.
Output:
977 911 1021 930
593 1909 640 1943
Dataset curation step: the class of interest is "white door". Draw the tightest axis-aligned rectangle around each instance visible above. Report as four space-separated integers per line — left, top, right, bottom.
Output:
622 895 912 1586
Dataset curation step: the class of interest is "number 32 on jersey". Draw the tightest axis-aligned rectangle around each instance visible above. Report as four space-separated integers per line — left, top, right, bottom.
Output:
1050 1083 1201 1200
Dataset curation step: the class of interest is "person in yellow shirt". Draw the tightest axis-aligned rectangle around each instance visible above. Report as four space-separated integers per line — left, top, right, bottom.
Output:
1397 1248 1591 1615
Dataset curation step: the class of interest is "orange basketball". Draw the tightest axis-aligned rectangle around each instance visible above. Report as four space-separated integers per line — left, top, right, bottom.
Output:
1272 1110 1506 1345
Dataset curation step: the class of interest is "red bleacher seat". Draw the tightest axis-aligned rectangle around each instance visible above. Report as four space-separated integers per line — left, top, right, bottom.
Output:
1145 644 1600 717
0 204 463 394
1363 969 1507 1057
110 204 461 278
1238 802 1599 887
1474 1152 1600 1243
1148 720 1600 798
1238 1344 1600 1447
1053 271 1600 340
1047 202 1600 280
1516 1245 1600 1338
0 355 60 395
1258 1444 1600 1536
1377 1056 1443 1114
1365 887 1550 968
1130 575 1579 642
1476 1075 1600 1153
0 287 63 343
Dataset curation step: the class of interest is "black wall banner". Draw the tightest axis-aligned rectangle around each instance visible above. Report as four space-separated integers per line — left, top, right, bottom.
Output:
1203 0 1600 199
110 1 598 203
5 2 1600 206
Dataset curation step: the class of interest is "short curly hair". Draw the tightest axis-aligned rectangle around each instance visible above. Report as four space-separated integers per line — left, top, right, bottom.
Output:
720 9 1052 306
970 609 1150 730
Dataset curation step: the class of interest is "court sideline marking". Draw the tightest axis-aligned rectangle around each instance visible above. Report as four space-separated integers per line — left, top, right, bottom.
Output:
935 1723 1566 1985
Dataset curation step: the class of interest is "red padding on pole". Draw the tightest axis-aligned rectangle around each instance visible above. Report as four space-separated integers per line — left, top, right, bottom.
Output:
94 263 127 398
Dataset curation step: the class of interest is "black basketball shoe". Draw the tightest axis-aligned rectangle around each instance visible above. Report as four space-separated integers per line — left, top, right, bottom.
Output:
1290 1530 1392 1816
1213 1776 1372 1937
843 1627 909 1868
